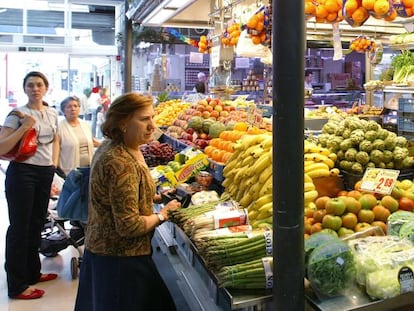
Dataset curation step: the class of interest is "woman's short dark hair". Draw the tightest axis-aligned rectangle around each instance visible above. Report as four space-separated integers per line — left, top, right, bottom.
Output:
60 96 80 112
23 71 49 90
101 92 153 142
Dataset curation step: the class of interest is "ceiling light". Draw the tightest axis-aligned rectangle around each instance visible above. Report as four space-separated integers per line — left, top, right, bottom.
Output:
142 8 176 26
167 0 195 9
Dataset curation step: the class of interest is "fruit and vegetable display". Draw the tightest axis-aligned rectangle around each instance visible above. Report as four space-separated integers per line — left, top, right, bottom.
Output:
317 115 414 174
216 257 273 289
306 236 356 297
140 141 177 167
390 50 414 85
348 235 414 299
154 99 191 127
221 133 273 228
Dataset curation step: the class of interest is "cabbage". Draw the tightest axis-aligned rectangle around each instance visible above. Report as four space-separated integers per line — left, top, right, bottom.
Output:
366 265 414 300
366 268 402 299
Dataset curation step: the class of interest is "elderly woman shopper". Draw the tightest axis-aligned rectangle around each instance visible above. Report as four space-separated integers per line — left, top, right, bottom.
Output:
57 96 100 176
74 92 181 311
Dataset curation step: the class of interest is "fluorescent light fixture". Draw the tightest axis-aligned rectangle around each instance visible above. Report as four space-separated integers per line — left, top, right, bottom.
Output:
167 0 194 9
142 8 176 26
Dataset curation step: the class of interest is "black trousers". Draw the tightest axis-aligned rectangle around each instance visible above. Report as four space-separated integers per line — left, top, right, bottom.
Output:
75 249 177 311
5 162 55 297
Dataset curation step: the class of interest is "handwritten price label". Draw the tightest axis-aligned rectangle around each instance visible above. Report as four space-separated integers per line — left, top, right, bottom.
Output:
360 168 400 195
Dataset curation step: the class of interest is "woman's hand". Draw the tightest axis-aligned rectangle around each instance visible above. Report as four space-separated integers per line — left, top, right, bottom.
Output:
20 114 36 130
161 199 181 220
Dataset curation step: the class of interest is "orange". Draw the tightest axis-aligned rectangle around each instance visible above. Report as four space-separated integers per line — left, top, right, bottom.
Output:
384 8 397 21
344 0 359 15
315 4 329 18
352 7 368 24
406 7 413 16
255 21 264 32
325 0 339 12
200 35 207 42
305 1 316 15
326 12 338 22
251 35 261 45
247 16 258 29
204 145 214 158
373 0 390 15
403 0 414 7
256 12 265 22
361 0 375 10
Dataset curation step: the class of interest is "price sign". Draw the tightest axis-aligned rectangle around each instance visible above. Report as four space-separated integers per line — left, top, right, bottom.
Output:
360 168 400 195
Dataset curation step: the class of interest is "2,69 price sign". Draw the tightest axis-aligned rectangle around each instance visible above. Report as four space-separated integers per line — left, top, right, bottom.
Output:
360 168 400 195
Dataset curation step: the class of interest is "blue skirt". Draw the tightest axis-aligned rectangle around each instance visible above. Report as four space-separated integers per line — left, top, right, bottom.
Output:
75 249 177 311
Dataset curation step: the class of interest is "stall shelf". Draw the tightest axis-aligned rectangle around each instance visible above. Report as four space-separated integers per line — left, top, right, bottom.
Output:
306 289 414 311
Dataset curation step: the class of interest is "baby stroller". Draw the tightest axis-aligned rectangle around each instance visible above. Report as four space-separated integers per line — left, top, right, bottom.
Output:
39 167 90 279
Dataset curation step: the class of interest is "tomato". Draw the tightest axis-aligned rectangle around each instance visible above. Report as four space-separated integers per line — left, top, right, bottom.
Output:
399 197 414 212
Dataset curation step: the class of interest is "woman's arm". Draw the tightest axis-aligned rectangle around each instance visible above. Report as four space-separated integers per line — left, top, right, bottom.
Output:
52 133 60 167
0 114 36 155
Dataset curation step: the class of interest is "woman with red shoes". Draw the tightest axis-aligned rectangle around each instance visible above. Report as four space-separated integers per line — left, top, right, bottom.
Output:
0 71 59 299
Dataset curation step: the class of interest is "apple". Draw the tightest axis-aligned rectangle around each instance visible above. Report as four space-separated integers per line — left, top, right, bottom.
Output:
320 228 338 237
305 205 317 218
342 196 362 214
341 212 358 229
313 209 327 223
337 227 355 238
214 105 223 112
399 197 414 211
371 221 387 234
186 128 194 135
347 190 362 200
357 209 375 223
322 214 342 231
404 190 414 202
372 205 391 222
315 196 330 210
391 185 407 199
359 193 378 210
310 222 323 234
354 222 372 232
325 198 346 216
380 195 399 213
399 179 413 190
181 132 193 142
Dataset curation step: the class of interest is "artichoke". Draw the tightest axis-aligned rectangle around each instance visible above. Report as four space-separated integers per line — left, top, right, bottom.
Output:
351 162 364 174
370 150 384 164
393 146 409 161
356 151 370 165
372 139 385 151
345 148 358 162
359 140 373 153
364 130 378 142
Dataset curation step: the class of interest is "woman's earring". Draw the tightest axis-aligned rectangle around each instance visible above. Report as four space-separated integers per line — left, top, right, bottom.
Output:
122 128 127 133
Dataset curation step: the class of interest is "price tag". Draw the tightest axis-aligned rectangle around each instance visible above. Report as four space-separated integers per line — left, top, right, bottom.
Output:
399 266 414 294
360 168 400 195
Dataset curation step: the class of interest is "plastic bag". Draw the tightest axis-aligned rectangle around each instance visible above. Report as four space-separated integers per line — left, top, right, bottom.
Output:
235 30 272 59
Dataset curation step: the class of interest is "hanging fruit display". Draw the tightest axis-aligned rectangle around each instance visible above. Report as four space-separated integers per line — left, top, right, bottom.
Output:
198 35 213 53
304 0 344 23
221 22 242 47
350 35 376 53
245 5 271 46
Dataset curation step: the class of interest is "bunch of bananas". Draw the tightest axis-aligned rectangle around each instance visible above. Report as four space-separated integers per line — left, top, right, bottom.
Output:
304 173 318 208
221 133 273 229
304 140 339 179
